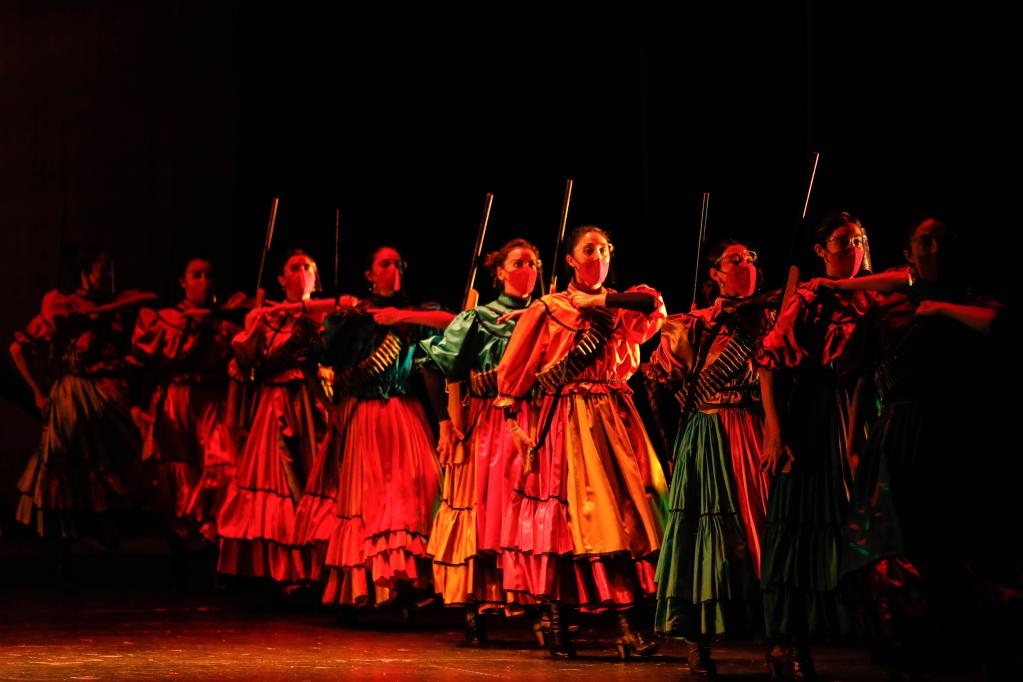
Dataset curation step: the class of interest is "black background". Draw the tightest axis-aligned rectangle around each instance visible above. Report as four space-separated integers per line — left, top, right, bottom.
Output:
1 2 1016 513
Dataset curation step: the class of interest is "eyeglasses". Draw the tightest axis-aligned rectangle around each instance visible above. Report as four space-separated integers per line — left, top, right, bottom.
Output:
715 250 758 267
826 234 868 250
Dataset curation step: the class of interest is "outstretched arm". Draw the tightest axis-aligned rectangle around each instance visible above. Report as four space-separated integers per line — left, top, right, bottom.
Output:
367 307 456 329
916 300 999 336
813 271 909 294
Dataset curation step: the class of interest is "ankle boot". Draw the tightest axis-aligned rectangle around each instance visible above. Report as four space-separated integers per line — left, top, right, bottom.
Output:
791 643 818 681
464 607 487 646
687 642 717 678
615 612 659 659
547 604 575 659
766 644 793 679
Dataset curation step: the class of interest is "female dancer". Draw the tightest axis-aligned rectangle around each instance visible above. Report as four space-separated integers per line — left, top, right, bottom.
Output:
131 257 245 541
646 240 773 676
830 218 1009 676
757 211 874 679
11 249 153 549
216 249 329 583
318 246 452 610
496 225 668 659
420 238 541 644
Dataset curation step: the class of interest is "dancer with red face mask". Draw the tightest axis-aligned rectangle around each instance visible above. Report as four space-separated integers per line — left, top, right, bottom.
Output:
645 240 774 677
10 249 154 553
318 246 453 611
756 212 877 679
216 249 330 583
495 226 668 660
419 238 542 645
131 258 247 543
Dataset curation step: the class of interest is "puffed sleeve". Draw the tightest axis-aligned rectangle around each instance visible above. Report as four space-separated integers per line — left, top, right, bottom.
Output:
132 307 200 366
418 309 480 380
645 312 699 384
755 286 815 371
495 300 550 407
14 290 66 347
616 284 666 346
132 308 166 361
231 309 267 371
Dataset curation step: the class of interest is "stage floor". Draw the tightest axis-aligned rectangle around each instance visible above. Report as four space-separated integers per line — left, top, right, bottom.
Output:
0 604 882 681
0 546 990 680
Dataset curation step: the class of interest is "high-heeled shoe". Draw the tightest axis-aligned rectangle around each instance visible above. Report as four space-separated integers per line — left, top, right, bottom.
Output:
687 643 717 678
766 644 793 680
765 643 817 681
615 613 659 660
533 613 550 648
546 604 576 659
464 608 487 647
791 643 818 681
533 610 579 648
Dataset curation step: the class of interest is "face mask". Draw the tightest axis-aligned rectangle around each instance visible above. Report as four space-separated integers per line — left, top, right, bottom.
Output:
505 267 537 297
849 249 865 278
575 258 609 288
291 269 316 296
724 264 757 298
185 280 210 304
392 262 404 293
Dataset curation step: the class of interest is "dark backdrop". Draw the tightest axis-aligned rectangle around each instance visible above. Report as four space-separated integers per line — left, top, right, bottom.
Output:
1 2 1015 517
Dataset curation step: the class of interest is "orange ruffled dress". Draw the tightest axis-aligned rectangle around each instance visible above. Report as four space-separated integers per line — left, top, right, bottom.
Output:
495 284 668 611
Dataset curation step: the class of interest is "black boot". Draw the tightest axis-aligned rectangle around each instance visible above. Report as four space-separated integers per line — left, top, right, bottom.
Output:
615 612 659 659
547 604 576 659
687 642 717 678
533 611 550 648
464 607 487 646
766 644 793 680
791 643 818 682
534 608 579 647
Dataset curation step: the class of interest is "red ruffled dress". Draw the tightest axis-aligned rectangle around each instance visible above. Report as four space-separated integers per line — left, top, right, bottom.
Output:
317 298 442 606
131 300 243 539
216 309 328 582
15 289 142 539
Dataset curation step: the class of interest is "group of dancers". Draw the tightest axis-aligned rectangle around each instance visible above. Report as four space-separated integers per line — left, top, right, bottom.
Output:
8 209 1014 679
